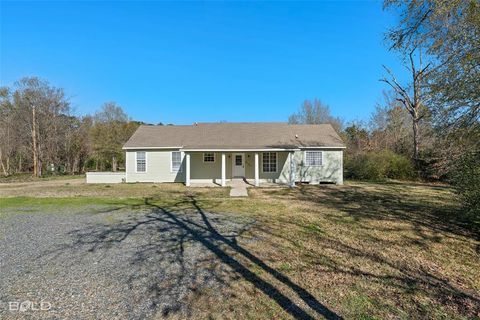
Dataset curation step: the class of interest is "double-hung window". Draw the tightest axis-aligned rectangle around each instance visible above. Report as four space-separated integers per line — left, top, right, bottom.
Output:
171 151 182 172
262 152 277 172
305 151 323 166
203 153 215 162
136 151 146 172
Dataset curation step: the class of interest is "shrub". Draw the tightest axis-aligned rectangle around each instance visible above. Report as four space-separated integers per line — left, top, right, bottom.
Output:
451 151 480 217
345 153 383 180
346 150 416 181
385 152 416 180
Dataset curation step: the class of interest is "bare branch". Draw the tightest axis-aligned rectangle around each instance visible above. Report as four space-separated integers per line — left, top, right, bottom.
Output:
380 65 414 112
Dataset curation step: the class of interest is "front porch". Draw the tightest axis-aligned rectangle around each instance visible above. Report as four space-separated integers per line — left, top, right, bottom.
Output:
188 178 285 188
183 151 296 188
189 178 287 197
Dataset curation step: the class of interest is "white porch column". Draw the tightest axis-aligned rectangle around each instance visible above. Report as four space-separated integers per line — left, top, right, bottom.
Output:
254 152 259 187
289 152 296 188
221 153 226 187
185 153 191 187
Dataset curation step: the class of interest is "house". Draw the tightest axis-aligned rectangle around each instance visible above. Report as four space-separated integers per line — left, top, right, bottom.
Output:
119 122 345 186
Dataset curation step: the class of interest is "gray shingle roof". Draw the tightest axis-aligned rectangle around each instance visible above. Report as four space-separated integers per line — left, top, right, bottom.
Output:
123 122 345 149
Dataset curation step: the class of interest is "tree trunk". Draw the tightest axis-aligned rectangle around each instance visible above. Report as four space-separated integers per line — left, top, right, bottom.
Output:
38 157 42 176
0 148 7 176
74 157 79 174
412 115 422 178
412 118 420 161
112 155 117 172
32 105 40 177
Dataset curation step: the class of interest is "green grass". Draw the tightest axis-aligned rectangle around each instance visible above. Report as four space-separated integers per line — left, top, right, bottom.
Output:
0 196 142 208
0 180 479 319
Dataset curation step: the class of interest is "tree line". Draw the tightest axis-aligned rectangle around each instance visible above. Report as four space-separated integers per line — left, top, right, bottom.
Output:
288 0 479 216
0 0 477 214
0 77 142 176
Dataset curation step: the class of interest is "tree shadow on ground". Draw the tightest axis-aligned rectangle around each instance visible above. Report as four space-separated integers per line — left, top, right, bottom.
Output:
260 183 480 317
58 195 342 319
266 182 479 243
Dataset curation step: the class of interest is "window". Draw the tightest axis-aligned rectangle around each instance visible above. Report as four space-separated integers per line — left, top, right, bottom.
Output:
171 151 182 172
262 152 277 172
235 155 242 166
203 153 215 162
305 151 323 166
136 151 146 172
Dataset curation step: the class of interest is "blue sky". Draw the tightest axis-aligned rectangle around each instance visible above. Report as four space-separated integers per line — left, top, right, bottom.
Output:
0 1 406 125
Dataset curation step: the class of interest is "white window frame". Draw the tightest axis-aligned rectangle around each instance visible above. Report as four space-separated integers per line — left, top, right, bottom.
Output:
203 152 215 163
304 150 323 166
171 151 183 173
135 151 147 173
261 152 278 173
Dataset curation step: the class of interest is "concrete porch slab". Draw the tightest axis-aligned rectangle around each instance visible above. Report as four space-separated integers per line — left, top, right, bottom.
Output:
188 179 288 194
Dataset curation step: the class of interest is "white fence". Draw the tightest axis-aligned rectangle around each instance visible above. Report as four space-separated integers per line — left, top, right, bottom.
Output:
86 172 125 184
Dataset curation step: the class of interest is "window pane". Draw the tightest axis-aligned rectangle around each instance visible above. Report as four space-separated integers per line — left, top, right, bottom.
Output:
137 161 146 172
204 153 215 162
262 152 277 172
136 152 146 172
235 155 242 165
306 151 322 166
172 152 181 171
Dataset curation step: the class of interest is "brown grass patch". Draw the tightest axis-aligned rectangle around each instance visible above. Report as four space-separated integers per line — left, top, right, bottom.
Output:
2 180 479 319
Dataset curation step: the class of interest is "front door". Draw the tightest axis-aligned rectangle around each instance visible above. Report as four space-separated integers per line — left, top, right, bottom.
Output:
232 153 245 178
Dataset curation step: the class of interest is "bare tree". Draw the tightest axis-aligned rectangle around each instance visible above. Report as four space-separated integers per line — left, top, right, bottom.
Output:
90 102 138 172
288 99 343 132
0 87 14 175
380 47 430 163
385 0 480 129
7 77 70 177
370 91 412 155
0 77 144 177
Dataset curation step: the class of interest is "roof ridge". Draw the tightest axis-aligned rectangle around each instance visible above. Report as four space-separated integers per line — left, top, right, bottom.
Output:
196 122 288 125
140 122 333 127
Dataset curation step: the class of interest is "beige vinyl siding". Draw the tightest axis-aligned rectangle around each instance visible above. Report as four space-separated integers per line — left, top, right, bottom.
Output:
232 152 288 181
189 152 233 182
125 149 185 183
244 153 255 179
125 149 343 185
243 152 288 182
266 150 343 184
236 150 342 184
288 149 343 184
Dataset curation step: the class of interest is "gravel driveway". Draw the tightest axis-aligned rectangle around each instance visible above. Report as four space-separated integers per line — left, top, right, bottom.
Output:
0 203 254 319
